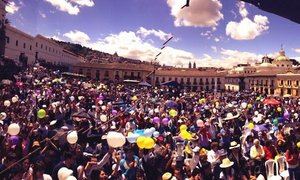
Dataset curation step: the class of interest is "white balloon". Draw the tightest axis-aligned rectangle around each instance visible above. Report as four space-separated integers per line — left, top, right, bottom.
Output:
66 176 77 180
69 96 75 102
153 131 159 138
12 96 18 103
58 167 73 180
241 102 247 109
4 100 11 107
228 103 233 108
254 111 259 116
101 105 107 111
65 89 70 94
100 114 107 122
127 133 139 143
226 113 233 118
107 131 126 148
8 123 20 136
98 100 103 105
67 131 78 144
150 127 156 133
144 128 153 137
78 96 84 101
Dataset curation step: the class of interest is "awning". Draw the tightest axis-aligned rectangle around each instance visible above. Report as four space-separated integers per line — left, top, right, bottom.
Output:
161 81 179 86
123 79 140 83
138 81 152 87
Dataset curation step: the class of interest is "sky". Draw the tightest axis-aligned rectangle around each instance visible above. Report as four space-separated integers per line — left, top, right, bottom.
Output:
5 0 300 68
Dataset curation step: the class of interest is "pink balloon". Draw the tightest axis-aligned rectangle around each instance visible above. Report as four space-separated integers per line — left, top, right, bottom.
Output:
153 117 160 124
112 110 117 115
162 118 169 125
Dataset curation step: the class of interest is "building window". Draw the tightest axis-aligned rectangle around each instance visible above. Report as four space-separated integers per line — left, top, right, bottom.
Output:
297 81 299 86
96 70 100 80
130 72 134 77
36 42 38 47
23 43 26 49
16 40 18 46
138 72 141 77
162 77 165 82
79 69 83 74
45 46 47 50
41 44 43 49
169 77 172 81
105 71 109 77
6 37 9 44
49 47 51 52
30 45 32 50
156 77 159 82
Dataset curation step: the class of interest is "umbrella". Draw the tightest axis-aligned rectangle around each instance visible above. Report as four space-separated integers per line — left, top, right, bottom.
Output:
263 98 280 105
166 100 177 108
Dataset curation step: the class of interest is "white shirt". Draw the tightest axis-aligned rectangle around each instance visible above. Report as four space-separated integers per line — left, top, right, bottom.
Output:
207 150 221 168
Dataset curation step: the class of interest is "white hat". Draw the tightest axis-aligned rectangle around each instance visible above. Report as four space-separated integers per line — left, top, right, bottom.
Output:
58 167 73 180
220 158 234 168
256 174 265 180
193 146 200 153
66 176 77 180
0 112 7 121
229 141 240 149
50 120 57 126
61 126 69 131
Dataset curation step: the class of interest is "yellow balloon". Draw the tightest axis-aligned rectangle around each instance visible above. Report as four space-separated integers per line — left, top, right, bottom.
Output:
136 136 146 149
215 101 220 107
274 155 281 161
144 137 155 149
199 98 206 104
248 123 254 130
169 109 178 117
247 104 252 109
131 96 138 101
180 124 188 132
297 142 300 149
180 130 192 140
277 107 282 112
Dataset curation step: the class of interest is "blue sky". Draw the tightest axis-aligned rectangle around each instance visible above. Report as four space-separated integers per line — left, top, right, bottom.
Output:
5 0 300 67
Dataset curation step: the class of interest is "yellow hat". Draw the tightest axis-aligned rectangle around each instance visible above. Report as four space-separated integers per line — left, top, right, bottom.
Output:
162 172 172 180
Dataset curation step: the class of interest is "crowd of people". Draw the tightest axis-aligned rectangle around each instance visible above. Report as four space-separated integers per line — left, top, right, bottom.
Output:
0 64 299 180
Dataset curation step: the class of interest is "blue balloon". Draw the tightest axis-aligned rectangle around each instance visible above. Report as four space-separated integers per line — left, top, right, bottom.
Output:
134 129 144 136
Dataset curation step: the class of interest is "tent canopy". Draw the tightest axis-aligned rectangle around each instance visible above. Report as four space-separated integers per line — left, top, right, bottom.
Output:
138 81 152 87
161 81 179 86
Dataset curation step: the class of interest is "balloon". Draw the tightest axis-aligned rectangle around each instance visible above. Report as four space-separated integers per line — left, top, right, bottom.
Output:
134 129 144 136
4 100 11 107
247 104 252 109
112 110 117 115
180 124 188 132
101 105 107 111
7 123 20 136
100 114 107 122
153 117 160 124
37 109 46 119
241 102 247 109
107 131 126 148
248 123 254 130
162 118 169 125
196 120 204 127
297 142 300 149
144 137 155 149
226 113 233 119
212 108 217 114
144 128 153 137
153 131 159 138
254 111 259 116
136 136 146 149
150 127 156 133
69 96 75 102
131 96 138 101
12 96 18 103
169 109 178 117
180 130 192 140
127 133 139 143
277 107 282 112
65 89 70 94
67 131 78 144
273 118 279 126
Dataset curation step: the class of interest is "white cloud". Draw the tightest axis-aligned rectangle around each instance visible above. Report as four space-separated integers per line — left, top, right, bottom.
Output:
44 0 94 15
211 46 217 52
166 0 223 27
214 37 220 42
293 48 300 53
63 30 91 44
137 27 172 41
39 11 47 18
5 2 20 14
238 1 248 18
226 2 269 40
70 0 95 7
226 15 269 40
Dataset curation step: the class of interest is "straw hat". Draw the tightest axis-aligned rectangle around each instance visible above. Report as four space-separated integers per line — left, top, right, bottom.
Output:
229 141 240 149
32 141 40 147
220 158 234 168
162 172 172 180
50 120 57 126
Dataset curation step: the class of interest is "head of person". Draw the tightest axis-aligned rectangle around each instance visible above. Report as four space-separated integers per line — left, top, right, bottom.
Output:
210 142 219 151
124 146 134 160
254 139 260 148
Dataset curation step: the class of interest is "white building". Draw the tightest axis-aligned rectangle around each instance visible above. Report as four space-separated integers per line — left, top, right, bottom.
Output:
4 25 82 66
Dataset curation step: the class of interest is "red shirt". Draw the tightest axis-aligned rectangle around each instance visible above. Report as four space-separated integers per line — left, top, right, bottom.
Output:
263 146 277 160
